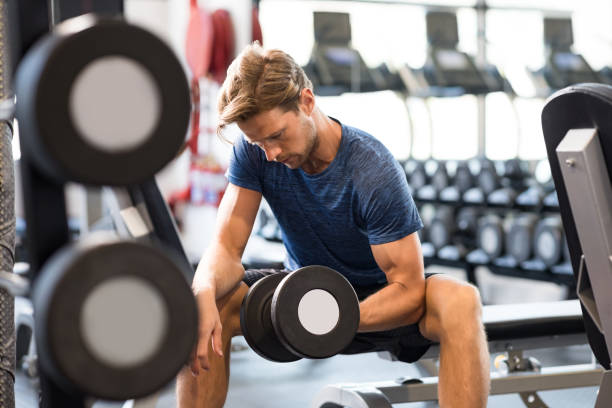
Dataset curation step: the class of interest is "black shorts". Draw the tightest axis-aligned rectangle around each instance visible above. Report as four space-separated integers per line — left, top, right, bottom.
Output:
242 268 435 364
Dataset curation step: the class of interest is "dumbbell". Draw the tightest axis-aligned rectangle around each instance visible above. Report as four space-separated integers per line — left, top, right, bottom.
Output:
440 161 474 202
429 206 455 250
404 159 427 195
417 204 436 242
479 159 501 196
417 160 449 200
477 213 506 260
533 216 565 267
455 206 480 249
543 191 560 209
505 213 539 263
463 158 499 203
516 160 554 207
488 159 527 206
240 265 360 362
431 205 478 260
32 235 198 400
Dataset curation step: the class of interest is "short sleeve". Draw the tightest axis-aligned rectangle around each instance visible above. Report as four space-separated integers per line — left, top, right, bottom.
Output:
360 159 423 245
227 135 264 193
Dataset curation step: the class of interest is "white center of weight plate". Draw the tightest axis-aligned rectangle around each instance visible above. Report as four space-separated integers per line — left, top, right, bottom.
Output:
69 56 161 152
537 232 556 260
80 276 168 368
481 226 498 255
297 289 340 335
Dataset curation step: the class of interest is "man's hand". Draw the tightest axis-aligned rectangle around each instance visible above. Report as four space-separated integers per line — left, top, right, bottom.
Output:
190 290 224 375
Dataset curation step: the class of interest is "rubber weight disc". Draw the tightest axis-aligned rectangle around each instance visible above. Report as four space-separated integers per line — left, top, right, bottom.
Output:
15 16 190 185
533 216 564 267
505 213 538 263
32 234 197 400
477 214 504 259
240 273 301 362
271 265 359 359
429 206 455 250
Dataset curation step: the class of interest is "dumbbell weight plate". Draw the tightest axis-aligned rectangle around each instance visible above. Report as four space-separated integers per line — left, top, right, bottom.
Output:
454 162 473 192
533 217 564 267
431 164 449 192
455 207 480 249
429 206 455 249
405 160 427 194
240 273 301 362
16 16 190 185
516 185 546 207
271 266 359 359
478 214 504 259
543 191 559 208
32 234 197 400
418 204 436 243
505 214 538 263
478 160 499 195
456 207 479 236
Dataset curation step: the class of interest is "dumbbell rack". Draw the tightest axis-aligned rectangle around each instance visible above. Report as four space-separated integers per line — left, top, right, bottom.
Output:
415 196 576 297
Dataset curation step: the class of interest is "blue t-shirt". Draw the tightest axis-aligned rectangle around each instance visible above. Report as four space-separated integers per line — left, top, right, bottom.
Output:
228 120 422 286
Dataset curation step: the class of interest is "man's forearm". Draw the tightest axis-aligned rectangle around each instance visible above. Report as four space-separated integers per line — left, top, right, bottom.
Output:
192 242 245 300
358 281 425 332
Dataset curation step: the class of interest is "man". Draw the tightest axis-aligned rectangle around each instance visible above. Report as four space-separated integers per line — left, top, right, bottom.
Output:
177 43 489 408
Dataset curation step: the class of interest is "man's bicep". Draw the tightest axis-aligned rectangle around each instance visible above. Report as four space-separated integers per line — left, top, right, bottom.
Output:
370 233 425 285
214 183 262 258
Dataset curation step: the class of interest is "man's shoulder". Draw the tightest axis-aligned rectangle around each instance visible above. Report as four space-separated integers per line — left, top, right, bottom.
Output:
343 125 395 170
339 125 401 196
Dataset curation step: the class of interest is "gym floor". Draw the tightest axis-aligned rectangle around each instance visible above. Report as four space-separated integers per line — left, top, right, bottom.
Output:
15 267 598 408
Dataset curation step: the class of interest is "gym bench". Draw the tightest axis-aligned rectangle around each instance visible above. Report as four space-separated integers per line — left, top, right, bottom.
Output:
312 299 601 408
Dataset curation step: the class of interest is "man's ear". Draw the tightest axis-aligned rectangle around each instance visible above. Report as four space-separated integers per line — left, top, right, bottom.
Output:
299 88 315 116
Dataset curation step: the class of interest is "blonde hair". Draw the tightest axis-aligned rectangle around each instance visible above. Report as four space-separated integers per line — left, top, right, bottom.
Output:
217 42 313 139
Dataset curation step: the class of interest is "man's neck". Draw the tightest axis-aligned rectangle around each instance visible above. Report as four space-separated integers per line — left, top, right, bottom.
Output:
301 109 341 174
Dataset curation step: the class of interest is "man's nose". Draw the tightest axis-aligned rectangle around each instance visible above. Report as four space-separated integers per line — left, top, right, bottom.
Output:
264 145 282 162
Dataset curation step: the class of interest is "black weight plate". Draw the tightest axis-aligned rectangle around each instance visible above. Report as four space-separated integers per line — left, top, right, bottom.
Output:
271 266 359 359
431 168 449 192
478 215 504 258
456 207 479 235
477 160 499 195
533 217 563 266
429 206 454 249
16 16 190 185
505 215 537 263
407 160 427 190
240 273 300 363
32 234 197 400
454 162 473 192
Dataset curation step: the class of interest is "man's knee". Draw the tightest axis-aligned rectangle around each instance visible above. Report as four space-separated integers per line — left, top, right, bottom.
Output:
426 276 483 330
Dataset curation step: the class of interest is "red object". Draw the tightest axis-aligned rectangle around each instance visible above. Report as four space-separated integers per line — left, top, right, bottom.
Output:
185 0 213 78
210 9 235 84
172 1 229 212
252 6 263 45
